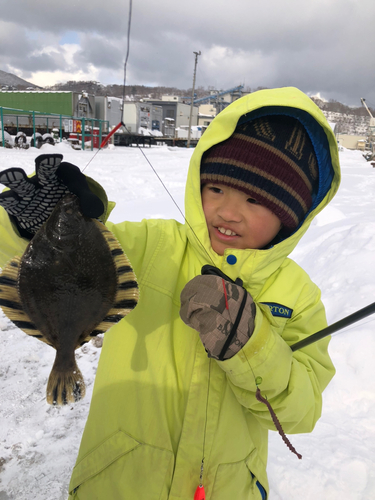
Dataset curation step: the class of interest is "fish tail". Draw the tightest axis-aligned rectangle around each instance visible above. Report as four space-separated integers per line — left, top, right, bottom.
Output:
46 357 86 406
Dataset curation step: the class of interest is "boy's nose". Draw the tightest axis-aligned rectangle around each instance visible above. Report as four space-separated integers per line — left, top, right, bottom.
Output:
217 202 242 222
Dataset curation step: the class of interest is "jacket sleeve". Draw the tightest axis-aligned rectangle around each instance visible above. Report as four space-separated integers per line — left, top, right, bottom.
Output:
106 219 158 280
0 208 29 268
216 281 335 434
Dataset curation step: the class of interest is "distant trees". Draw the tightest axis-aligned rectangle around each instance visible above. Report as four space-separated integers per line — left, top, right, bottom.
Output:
46 80 106 95
39 80 374 117
311 97 375 117
44 81 220 100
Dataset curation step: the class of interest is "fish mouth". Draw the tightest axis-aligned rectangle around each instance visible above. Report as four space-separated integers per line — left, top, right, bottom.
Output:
58 194 82 212
45 194 85 246
50 194 83 222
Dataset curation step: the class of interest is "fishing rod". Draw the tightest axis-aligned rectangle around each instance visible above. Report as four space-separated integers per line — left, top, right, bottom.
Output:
83 0 132 165
98 0 132 150
291 300 375 351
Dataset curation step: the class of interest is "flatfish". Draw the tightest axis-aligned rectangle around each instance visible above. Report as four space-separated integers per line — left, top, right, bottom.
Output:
0 194 139 405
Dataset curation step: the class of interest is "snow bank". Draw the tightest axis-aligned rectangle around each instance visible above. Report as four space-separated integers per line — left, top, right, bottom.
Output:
0 144 375 499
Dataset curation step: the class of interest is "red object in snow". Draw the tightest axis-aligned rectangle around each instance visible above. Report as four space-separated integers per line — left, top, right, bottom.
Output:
194 485 205 500
100 121 123 148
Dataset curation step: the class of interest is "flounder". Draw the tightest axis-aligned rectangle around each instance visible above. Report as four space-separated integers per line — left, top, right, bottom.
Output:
0 194 139 405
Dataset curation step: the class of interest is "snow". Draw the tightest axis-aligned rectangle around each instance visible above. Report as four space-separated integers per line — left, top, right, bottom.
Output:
309 92 330 104
1 142 375 499
138 127 163 136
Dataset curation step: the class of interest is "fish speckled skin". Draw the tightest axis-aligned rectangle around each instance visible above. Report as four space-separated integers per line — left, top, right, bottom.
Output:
0 194 139 405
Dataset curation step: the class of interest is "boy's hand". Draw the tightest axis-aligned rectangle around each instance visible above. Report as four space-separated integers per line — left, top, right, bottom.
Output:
0 154 104 239
180 275 256 360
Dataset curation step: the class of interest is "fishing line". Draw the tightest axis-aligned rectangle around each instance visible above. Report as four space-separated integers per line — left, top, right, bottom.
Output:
113 2 214 492
81 0 133 173
79 2 214 491
81 148 101 173
330 315 375 337
81 0 215 270
114 0 215 265
137 147 216 266
196 357 212 490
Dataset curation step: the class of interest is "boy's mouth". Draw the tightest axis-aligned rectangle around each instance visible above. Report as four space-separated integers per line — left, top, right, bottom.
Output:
216 226 238 237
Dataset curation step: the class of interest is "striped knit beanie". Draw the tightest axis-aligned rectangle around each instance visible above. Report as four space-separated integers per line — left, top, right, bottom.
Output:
201 115 319 230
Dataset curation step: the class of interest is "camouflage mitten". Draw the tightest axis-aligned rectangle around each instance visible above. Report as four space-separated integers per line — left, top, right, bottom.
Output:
0 154 104 239
180 275 256 360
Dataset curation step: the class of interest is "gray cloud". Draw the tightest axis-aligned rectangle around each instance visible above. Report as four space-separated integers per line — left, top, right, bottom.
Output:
1 0 374 106
73 35 125 71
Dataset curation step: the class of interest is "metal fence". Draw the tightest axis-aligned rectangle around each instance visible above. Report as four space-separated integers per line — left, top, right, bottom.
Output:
0 106 109 150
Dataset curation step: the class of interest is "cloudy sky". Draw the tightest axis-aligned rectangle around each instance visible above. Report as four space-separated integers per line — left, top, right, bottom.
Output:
1 0 374 107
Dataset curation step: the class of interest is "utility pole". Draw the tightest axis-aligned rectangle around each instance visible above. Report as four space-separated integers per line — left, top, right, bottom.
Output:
361 98 375 160
187 50 201 148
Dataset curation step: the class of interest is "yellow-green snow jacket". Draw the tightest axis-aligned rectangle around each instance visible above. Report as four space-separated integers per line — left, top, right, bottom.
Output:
0 87 340 500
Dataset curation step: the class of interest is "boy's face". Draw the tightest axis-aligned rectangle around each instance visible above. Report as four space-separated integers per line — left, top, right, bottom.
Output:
201 183 282 255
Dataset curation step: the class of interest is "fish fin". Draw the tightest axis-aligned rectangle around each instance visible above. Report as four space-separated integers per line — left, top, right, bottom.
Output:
46 358 85 406
88 221 139 338
0 257 53 346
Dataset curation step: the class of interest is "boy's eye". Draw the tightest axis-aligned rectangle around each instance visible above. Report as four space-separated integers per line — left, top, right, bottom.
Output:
247 197 260 205
209 186 223 194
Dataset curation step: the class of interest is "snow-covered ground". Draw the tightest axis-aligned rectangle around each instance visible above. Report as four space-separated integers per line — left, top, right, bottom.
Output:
0 142 375 499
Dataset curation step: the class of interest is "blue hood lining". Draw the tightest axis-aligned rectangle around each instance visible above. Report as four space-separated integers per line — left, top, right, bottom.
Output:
237 106 335 231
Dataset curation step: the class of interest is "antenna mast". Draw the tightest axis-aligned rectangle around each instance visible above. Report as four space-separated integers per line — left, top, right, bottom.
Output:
187 51 201 148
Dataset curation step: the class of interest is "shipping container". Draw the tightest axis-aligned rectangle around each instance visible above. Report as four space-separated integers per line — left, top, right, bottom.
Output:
142 97 199 136
0 91 95 118
122 102 163 133
95 96 123 127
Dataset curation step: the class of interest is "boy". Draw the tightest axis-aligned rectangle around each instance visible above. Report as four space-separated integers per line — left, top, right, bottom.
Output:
0 87 340 499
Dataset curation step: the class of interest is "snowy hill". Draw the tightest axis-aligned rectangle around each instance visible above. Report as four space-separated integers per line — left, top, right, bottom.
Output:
0 69 40 89
322 111 370 135
0 143 375 499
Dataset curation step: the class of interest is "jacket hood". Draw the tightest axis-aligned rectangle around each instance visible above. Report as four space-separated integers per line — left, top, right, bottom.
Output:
184 87 341 293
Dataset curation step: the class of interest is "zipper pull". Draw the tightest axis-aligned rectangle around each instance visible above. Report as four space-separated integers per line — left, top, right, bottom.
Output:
194 484 205 500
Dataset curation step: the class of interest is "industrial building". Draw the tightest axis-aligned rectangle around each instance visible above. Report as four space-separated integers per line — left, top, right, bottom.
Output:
143 96 199 136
